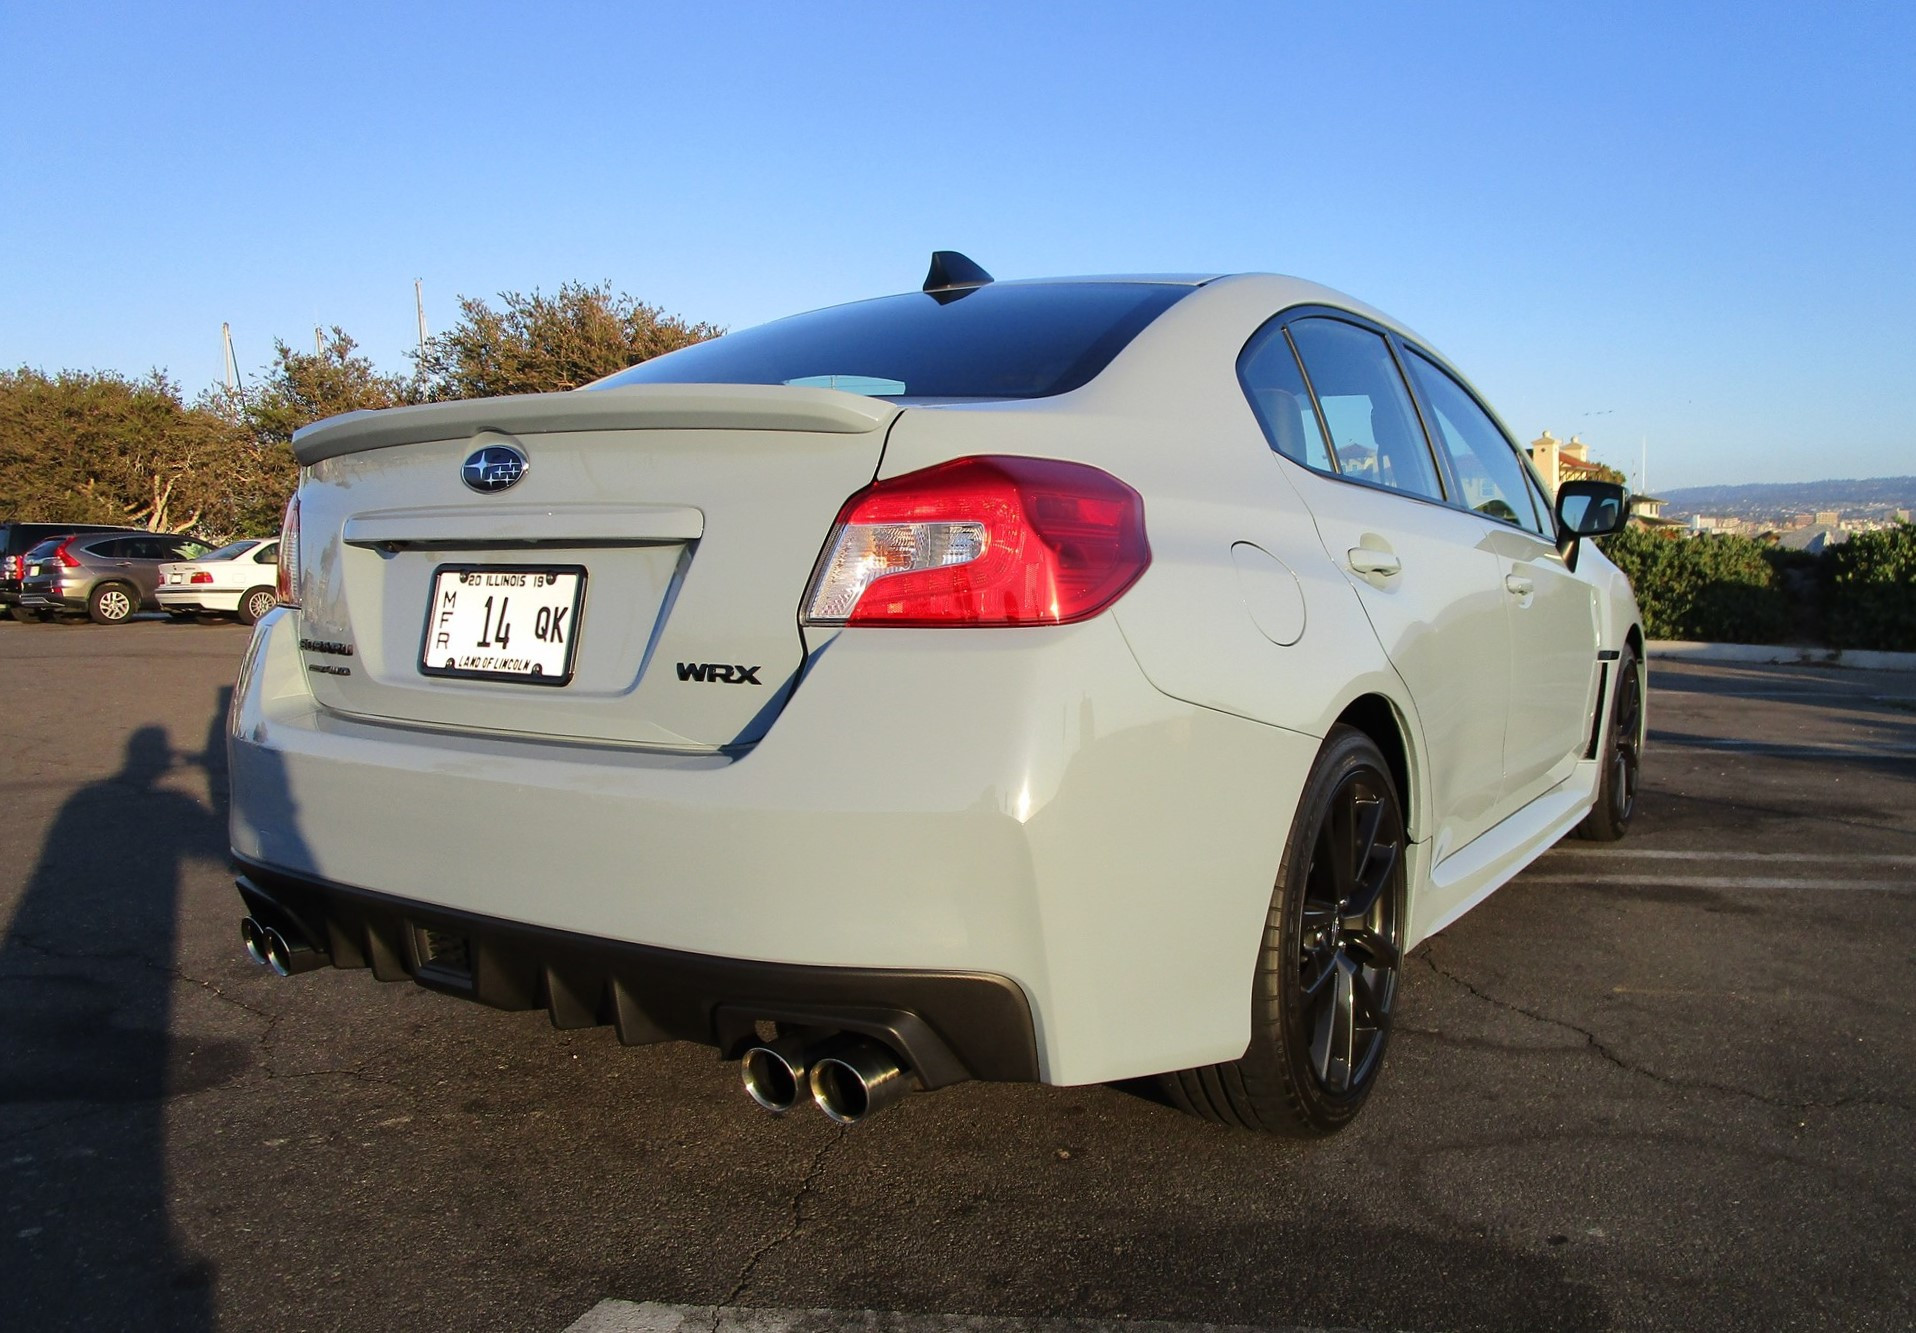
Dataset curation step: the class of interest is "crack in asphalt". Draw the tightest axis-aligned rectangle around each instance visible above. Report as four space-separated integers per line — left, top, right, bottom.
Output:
712 1126 847 1328
1417 945 1915 1118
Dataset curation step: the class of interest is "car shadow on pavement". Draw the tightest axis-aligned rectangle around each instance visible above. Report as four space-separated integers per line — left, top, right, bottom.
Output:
0 693 236 1331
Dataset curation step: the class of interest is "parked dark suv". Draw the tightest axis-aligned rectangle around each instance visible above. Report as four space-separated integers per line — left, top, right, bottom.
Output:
0 521 147 619
17 531 212 623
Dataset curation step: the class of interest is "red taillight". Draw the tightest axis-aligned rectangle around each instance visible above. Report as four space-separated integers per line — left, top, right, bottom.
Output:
53 538 82 568
275 494 300 608
190 570 214 585
804 456 1150 627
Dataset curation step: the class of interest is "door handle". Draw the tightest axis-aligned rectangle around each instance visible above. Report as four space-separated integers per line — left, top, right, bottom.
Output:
1348 548 1402 577
1505 574 1535 596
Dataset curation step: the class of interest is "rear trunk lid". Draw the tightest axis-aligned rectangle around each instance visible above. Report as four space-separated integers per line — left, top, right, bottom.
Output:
290 384 897 751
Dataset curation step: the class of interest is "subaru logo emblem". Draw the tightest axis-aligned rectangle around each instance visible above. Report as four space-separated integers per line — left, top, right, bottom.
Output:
462 444 528 493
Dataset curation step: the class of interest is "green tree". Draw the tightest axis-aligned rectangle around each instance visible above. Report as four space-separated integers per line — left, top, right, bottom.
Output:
242 327 416 448
414 282 720 399
0 368 256 535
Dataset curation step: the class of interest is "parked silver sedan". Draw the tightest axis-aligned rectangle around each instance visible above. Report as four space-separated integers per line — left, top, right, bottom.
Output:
18 530 212 623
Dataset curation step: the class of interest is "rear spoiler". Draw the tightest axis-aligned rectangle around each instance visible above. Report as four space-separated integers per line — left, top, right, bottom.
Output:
291 383 900 466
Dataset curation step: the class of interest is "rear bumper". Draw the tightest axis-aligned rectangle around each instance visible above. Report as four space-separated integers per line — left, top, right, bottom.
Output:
230 607 1319 1084
236 857 1037 1087
16 584 75 609
157 588 241 612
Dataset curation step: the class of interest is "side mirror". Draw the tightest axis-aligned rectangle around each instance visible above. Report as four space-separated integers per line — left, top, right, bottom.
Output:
1556 480 1628 537
1553 480 1628 568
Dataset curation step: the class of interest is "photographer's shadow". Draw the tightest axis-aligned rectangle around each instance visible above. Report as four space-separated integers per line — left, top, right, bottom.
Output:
0 702 233 1330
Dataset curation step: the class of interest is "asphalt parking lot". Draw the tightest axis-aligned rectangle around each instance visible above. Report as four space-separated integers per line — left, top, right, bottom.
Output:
2 619 1911 1333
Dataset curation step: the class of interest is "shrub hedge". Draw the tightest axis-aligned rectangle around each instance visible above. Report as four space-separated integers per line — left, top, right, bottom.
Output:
1596 521 1916 652
1824 522 1916 651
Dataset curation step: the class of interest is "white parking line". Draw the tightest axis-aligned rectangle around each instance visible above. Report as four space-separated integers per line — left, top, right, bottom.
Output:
1544 848 1916 865
562 1302 1345 1333
1519 874 1912 892
1648 736 1916 758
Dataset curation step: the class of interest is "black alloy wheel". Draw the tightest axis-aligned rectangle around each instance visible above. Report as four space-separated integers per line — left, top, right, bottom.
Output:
1574 644 1642 841
1295 760 1404 1097
1162 725 1407 1135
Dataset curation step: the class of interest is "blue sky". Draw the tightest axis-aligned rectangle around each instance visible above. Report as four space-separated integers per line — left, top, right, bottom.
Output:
2 1 1910 490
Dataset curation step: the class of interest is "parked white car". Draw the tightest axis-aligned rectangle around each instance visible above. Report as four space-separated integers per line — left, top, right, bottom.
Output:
229 255 1643 1136
157 538 280 624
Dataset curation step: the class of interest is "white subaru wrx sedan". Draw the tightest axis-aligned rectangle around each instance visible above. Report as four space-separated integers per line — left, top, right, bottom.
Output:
230 255 1642 1136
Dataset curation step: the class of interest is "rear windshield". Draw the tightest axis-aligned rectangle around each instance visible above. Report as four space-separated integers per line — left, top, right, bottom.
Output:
592 282 1195 401
200 540 257 562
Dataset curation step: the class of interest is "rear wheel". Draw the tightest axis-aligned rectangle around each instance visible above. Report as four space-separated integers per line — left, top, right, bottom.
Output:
1573 645 1642 842
1162 724 1407 1135
88 583 136 625
238 586 277 626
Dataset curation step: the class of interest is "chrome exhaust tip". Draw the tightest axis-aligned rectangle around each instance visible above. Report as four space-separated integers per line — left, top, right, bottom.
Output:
810 1040 915 1125
261 924 326 977
741 1036 812 1113
240 917 271 967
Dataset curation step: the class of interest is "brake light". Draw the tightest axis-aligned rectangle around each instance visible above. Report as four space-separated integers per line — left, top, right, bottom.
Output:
53 538 82 568
804 456 1149 626
275 495 300 608
190 571 214 585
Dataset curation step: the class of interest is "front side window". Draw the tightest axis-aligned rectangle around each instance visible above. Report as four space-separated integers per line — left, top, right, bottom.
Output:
1401 348 1546 535
1288 319 1445 502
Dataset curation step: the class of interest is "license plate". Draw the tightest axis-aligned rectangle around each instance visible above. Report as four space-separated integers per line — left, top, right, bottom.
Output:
418 565 586 686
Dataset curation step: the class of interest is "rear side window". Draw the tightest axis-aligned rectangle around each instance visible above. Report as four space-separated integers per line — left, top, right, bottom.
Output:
1288 319 1445 502
1238 327 1334 471
254 543 279 565
83 537 135 558
593 282 1195 400
1401 348 1546 535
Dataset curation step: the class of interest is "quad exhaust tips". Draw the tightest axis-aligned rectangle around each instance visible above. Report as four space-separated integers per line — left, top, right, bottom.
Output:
741 1036 813 1113
239 915 326 977
740 1035 916 1123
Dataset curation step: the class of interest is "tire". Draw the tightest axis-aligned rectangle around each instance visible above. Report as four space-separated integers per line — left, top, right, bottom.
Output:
1573 644 1643 842
238 586 277 626
1162 724 1408 1136
87 582 137 625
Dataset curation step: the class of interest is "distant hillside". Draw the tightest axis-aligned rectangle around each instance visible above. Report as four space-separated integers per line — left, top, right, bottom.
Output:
1657 476 1916 516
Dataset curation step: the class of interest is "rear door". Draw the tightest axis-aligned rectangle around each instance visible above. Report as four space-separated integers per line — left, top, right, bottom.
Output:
1247 314 1513 860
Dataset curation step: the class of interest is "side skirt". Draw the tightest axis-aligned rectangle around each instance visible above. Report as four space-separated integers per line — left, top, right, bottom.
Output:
1407 773 1597 947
